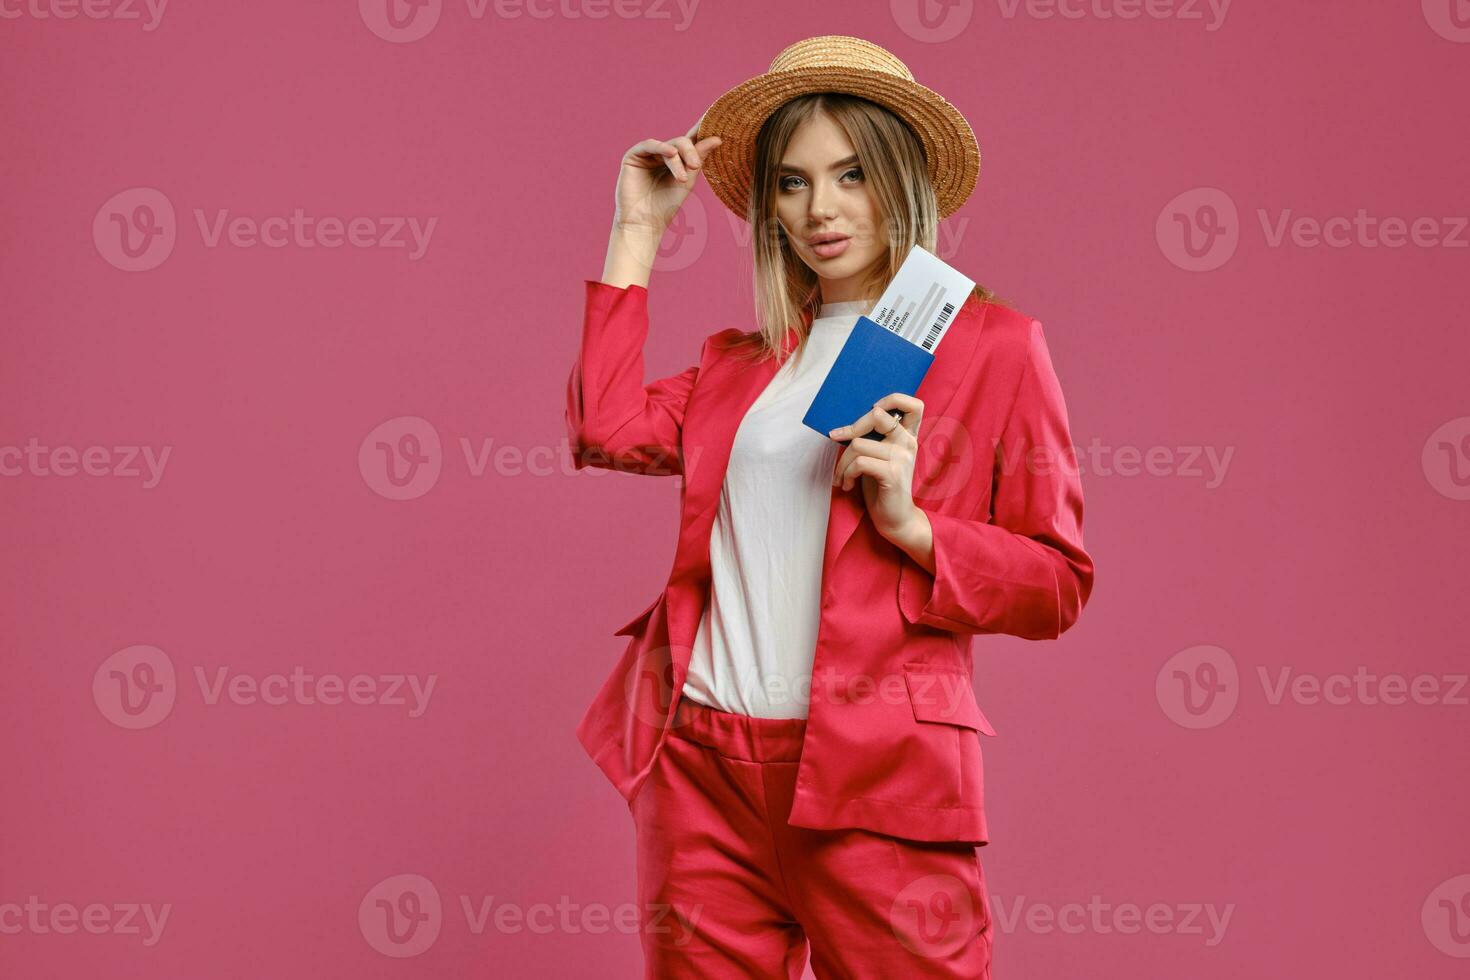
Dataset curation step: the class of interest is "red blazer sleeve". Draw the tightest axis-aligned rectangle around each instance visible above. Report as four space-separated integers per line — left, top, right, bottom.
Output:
565 279 707 477
898 318 1094 640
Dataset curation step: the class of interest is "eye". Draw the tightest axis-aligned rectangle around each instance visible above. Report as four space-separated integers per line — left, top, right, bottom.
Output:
778 168 862 192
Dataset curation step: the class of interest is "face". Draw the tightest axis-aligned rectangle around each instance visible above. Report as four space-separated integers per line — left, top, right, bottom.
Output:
773 111 887 305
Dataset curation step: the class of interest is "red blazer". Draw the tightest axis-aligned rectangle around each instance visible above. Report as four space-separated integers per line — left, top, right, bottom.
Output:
565 278 1094 845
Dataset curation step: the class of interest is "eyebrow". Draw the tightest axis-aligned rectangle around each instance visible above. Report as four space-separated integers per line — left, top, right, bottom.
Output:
777 154 860 176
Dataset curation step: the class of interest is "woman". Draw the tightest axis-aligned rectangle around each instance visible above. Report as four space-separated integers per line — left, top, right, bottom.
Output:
567 35 1094 979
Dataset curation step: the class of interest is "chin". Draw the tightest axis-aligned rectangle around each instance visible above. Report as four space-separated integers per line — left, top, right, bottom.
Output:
812 251 879 282
807 251 858 275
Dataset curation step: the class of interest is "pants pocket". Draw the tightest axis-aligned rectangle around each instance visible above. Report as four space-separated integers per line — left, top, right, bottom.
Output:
886 837 992 964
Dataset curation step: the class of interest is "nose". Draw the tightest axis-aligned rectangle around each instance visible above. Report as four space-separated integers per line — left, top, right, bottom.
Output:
808 177 837 221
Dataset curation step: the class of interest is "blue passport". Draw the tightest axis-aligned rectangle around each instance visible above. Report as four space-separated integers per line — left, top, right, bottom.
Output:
801 314 935 442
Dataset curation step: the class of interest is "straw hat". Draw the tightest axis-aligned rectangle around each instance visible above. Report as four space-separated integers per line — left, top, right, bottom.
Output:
695 35 981 221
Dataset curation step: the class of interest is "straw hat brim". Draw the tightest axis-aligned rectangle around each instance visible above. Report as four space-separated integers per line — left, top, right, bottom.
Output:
695 66 980 221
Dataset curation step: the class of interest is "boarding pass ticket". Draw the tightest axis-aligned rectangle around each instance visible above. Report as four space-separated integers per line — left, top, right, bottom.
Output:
866 244 975 353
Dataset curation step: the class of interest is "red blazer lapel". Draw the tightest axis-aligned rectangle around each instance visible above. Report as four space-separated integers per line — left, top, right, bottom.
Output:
680 329 796 527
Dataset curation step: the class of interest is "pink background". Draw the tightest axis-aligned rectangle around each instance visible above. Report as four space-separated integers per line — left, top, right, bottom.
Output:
4 1 1469 977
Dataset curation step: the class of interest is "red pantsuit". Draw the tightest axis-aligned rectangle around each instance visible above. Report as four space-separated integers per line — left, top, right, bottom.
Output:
633 695 993 977
565 279 1093 974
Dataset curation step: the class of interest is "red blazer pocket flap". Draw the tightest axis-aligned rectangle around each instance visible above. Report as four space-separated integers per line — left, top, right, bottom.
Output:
902 663 997 735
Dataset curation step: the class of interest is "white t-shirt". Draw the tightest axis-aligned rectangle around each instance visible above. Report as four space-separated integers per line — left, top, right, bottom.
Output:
681 297 875 720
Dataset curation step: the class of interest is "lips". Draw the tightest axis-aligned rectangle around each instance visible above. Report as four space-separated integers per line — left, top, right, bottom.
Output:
807 233 851 259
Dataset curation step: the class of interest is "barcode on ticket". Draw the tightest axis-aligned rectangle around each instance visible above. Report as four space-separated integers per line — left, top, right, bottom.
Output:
868 245 975 356
921 302 956 352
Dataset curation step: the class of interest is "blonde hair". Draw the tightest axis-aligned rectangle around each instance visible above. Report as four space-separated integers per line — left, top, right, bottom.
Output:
718 93 1007 365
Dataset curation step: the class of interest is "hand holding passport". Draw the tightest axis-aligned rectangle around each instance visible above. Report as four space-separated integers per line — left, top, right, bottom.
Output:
802 244 975 442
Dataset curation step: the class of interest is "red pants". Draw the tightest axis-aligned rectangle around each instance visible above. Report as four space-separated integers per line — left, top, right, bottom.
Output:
630 695 994 978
